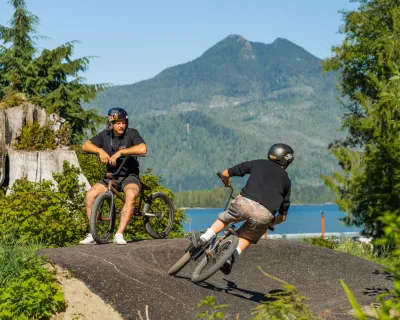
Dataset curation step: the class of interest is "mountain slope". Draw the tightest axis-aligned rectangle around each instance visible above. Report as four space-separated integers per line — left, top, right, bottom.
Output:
89 35 337 114
85 35 344 202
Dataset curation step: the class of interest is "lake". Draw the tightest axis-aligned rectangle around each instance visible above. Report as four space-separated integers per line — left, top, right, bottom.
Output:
182 204 361 235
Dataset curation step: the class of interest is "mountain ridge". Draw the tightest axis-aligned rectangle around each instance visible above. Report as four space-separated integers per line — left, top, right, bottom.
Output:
85 35 343 202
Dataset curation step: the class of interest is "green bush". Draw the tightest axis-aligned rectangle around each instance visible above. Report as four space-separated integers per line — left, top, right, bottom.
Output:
0 236 42 288
335 239 398 269
196 296 229 319
301 237 337 249
13 121 71 151
0 236 65 319
0 161 87 247
341 210 400 319
0 256 65 319
73 148 104 186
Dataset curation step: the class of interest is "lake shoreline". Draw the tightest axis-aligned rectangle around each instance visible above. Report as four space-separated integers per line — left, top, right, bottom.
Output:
179 203 337 210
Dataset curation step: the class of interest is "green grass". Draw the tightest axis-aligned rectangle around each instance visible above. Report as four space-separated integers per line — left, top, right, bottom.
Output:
335 239 399 269
302 236 400 269
0 235 43 288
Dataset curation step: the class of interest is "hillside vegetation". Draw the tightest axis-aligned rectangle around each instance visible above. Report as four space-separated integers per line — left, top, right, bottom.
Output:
86 35 345 203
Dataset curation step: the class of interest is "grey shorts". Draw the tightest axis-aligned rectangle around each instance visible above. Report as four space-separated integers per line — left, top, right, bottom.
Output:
99 175 141 191
218 194 275 244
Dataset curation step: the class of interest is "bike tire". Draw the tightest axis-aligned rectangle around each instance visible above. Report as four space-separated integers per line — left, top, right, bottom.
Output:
168 252 191 276
191 235 239 283
144 192 175 239
90 192 116 244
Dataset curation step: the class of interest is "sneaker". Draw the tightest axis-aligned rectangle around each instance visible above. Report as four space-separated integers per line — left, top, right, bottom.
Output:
79 233 96 245
220 255 235 275
114 233 127 245
190 230 206 248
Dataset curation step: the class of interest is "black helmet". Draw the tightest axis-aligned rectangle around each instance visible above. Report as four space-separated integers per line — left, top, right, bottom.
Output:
106 108 129 130
268 143 294 167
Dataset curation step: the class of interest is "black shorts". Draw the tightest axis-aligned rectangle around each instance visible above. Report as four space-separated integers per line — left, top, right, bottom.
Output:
99 175 141 191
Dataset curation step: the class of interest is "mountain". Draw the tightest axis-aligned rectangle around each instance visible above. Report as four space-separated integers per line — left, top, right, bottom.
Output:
85 35 344 203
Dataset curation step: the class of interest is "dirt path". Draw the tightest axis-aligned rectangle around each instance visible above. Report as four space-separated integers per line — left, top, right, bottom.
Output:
51 265 123 320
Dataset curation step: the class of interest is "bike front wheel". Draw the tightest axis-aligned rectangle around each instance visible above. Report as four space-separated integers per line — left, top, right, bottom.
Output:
191 235 239 283
168 252 191 276
168 244 202 276
90 192 116 244
143 192 175 239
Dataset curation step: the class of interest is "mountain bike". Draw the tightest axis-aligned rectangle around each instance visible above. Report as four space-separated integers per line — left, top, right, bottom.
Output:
87 153 175 244
168 172 239 283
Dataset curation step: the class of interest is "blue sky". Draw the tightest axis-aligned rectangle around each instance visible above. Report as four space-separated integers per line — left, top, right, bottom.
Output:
0 0 358 85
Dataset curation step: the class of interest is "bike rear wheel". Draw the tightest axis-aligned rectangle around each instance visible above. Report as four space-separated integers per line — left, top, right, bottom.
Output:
144 192 175 239
191 235 239 283
90 192 116 244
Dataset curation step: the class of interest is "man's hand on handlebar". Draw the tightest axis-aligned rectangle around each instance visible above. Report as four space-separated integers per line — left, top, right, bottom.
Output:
99 150 111 164
220 169 231 188
109 151 121 166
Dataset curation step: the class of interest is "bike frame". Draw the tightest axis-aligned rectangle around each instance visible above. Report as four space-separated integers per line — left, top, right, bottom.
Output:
93 153 156 218
190 174 236 261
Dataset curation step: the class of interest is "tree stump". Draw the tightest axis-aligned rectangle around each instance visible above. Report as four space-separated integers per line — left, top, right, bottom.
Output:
0 103 91 192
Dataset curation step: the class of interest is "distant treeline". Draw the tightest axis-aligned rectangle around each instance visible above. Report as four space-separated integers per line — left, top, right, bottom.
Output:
174 184 335 208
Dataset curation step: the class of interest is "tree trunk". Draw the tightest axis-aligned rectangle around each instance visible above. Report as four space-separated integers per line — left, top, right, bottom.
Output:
0 103 91 192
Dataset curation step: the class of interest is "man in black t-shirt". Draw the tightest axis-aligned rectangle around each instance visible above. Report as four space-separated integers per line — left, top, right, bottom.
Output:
80 108 147 245
190 143 294 275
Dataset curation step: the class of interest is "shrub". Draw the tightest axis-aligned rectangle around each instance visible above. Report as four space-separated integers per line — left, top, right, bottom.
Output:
13 121 71 151
0 256 65 319
301 237 337 249
0 236 65 319
0 161 87 247
196 296 229 319
0 236 42 288
335 239 399 269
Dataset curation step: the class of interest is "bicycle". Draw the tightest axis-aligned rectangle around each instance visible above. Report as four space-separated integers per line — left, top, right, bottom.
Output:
168 172 239 283
87 153 175 244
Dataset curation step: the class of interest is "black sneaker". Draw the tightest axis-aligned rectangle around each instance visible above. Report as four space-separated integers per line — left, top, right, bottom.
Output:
190 230 205 248
220 255 234 275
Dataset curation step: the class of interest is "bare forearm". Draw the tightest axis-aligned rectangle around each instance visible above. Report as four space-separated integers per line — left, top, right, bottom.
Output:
271 214 286 226
118 143 147 156
82 141 103 154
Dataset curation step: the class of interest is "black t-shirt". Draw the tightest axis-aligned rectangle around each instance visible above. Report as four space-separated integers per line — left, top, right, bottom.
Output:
90 128 145 177
228 159 291 215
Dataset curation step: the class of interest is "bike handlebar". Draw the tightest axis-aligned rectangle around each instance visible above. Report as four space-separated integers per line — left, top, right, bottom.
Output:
82 152 147 177
217 172 234 211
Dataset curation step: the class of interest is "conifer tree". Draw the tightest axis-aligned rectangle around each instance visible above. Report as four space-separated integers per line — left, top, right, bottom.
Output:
322 0 400 240
0 0 106 142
